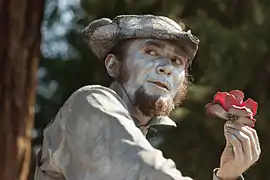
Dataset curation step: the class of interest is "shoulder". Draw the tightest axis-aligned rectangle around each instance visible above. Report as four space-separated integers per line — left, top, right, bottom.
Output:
64 85 129 114
59 85 134 138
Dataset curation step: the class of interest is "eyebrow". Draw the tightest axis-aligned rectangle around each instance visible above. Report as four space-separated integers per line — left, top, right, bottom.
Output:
144 39 189 61
144 40 165 49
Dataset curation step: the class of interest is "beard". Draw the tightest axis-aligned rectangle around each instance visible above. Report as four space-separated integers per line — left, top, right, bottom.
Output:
133 86 174 117
133 78 189 117
118 61 189 118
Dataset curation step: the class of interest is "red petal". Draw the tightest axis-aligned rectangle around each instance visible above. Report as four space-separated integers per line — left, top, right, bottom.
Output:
229 90 244 104
213 92 238 111
242 98 258 116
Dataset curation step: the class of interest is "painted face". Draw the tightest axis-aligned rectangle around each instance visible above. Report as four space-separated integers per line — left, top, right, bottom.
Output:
118 39 189 117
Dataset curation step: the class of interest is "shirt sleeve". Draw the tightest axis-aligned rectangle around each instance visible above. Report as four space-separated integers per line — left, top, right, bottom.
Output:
213 168 244 180
44 85 194 180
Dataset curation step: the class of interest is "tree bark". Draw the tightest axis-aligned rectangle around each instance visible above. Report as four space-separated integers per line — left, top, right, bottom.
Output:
0 0 44 180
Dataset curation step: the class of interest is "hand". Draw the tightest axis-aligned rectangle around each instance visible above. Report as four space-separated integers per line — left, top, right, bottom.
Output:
217 120 261 179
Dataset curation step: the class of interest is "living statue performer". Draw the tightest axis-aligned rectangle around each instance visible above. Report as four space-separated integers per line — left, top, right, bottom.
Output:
34 15 260 180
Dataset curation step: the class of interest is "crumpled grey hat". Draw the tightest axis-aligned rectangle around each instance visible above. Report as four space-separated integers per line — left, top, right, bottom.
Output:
82 14 199 62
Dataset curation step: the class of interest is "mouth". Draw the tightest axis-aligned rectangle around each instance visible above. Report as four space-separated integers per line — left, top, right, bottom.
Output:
147 80 169 91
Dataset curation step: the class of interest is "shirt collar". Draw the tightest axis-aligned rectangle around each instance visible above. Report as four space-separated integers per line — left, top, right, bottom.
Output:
147 116 177 127
132 115 177 128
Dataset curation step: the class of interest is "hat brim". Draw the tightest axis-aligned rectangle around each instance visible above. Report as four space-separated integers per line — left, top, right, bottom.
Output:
82 15 199 62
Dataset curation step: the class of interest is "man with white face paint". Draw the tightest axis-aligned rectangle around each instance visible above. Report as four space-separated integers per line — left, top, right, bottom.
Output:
34 15 260 180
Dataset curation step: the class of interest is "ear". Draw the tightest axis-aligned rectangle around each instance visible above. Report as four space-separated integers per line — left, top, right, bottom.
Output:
104 54 121 78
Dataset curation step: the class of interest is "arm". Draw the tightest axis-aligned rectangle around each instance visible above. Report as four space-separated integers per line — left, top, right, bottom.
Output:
38 85 192 180
36 86 232 180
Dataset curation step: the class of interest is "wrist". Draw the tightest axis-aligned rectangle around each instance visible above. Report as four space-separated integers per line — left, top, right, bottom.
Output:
215 168 241 180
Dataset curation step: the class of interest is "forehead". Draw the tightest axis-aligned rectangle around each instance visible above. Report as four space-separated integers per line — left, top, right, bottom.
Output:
126 38 187 56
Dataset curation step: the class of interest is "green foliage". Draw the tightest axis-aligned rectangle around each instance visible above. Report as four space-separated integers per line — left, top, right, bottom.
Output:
35 0 270 179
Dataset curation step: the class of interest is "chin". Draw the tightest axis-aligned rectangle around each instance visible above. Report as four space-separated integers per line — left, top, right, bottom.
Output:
134 86 175 117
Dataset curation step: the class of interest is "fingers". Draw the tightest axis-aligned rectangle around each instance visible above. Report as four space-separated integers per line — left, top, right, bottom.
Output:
229 123 255 154
224 122 260 164
224 130 242 160
245 125 261 160
225 126 252 162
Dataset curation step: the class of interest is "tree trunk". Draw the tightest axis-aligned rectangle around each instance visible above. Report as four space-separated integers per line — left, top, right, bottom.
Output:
0 0 44 180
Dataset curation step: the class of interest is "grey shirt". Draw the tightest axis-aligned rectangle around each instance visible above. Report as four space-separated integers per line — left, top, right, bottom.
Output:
34 85 243 180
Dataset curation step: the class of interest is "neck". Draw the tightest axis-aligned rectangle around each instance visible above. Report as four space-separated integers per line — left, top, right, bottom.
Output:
109 81 151 126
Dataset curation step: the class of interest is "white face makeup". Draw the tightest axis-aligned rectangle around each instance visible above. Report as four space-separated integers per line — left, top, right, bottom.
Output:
121 38 188 102
105 38 189 118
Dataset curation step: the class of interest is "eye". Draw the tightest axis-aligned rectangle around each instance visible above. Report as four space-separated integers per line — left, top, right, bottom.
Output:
145 48 158 56
171 56 184 66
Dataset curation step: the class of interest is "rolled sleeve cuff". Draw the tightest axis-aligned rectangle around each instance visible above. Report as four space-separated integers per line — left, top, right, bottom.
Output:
213 168 244 180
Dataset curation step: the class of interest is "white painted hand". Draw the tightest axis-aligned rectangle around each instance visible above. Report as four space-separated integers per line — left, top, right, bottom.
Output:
217 121 261 179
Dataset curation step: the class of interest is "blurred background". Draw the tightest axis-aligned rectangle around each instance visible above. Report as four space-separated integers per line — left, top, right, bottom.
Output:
1 0 270 180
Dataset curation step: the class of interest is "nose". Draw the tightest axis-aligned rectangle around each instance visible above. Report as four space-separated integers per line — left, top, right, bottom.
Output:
156 64 172 76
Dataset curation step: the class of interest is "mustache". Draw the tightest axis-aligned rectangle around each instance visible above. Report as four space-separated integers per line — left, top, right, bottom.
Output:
146 78 172 91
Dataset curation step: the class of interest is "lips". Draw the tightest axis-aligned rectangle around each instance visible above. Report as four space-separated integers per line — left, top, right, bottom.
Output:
148 80 169 90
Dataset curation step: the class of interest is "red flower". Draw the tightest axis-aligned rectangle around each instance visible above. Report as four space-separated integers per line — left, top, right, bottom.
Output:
206 90 258 122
